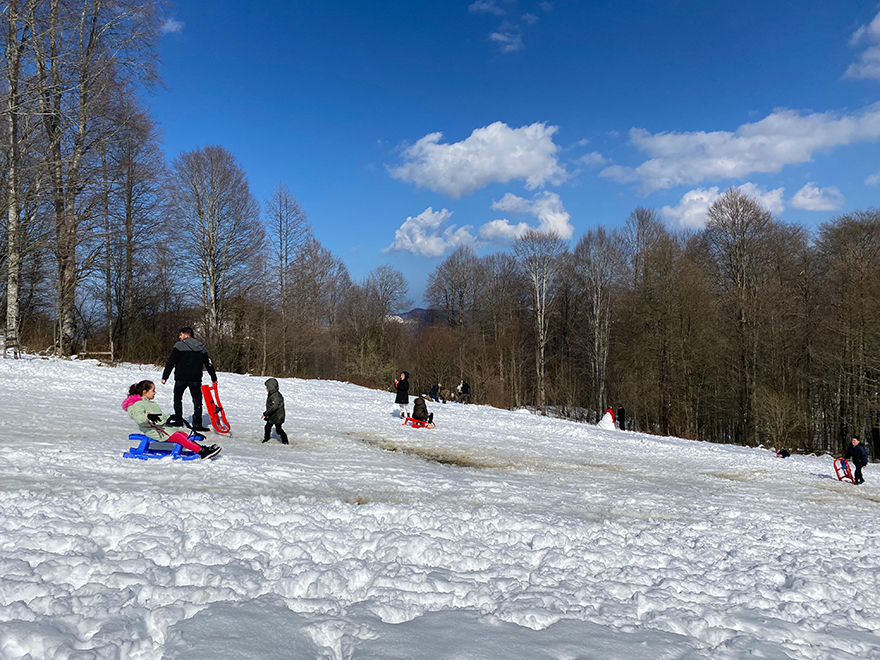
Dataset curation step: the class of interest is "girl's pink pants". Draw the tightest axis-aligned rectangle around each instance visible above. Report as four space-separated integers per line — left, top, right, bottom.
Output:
168 431 202 453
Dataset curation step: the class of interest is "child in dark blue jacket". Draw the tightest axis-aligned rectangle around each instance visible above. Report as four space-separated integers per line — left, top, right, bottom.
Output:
844 437 868 485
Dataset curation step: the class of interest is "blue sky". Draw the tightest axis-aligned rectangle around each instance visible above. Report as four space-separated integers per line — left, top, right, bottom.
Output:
148 1 880 304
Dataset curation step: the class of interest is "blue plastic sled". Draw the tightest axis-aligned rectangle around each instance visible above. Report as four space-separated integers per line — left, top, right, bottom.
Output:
123 434 200 461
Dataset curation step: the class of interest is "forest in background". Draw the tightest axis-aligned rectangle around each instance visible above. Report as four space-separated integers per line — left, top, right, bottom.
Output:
3 0 880 458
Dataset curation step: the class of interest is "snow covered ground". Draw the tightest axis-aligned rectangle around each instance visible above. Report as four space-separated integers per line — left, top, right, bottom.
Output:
0 356 878 660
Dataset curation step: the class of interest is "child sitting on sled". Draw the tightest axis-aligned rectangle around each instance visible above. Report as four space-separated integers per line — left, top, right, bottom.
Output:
122 380 221 459
411 396 434 426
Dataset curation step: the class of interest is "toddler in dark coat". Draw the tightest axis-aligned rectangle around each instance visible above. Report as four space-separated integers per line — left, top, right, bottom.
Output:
262 378 288 444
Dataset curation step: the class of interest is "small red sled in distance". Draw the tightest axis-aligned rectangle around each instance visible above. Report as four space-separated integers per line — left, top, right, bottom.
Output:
202 381 231 434
403 417 435 429
834 457 854 483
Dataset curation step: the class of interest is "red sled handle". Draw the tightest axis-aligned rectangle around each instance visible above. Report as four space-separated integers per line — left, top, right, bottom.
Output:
202 382 231 434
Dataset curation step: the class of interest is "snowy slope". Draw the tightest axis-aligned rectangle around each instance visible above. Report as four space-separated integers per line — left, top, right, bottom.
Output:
0 356 878 660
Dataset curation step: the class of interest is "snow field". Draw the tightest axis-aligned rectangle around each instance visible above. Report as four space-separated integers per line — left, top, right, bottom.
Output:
0 356 878 659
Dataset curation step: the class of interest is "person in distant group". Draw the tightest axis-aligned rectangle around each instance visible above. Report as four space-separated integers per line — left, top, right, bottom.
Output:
412 396 434 426
262 378 288 445
428 382 442 403
843 436 868 485
122 380 221 459
394 371 410 418
456 379 470 404
161 327 217 432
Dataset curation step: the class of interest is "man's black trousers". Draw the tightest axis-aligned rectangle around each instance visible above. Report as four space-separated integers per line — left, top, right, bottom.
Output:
174 380 203 425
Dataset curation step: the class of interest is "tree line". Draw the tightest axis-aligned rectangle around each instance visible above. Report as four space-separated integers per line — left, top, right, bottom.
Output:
3 1 878 458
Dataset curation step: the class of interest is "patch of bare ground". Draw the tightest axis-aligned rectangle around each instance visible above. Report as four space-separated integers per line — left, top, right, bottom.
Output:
357 435 515 470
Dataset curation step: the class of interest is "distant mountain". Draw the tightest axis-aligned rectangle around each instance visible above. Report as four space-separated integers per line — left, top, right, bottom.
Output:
391 308 445 326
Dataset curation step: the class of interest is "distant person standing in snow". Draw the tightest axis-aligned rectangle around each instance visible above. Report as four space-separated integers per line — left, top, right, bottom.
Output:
161 327 217 432
456 379 470 404
122 380 221 459
394 371 410 418
843 436 868 485
262 378 288 445
428 382 442 403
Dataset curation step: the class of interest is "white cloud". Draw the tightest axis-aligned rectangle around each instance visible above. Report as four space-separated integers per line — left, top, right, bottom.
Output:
791 183 845 211
660 183 785 229
660 188 721 229
479 218 532 241
388 121 568 198
160 18 184 34
483 191 573 240
469 0 505 16
491 192 533 214
386 194 573 257
384 208 475 257
578 151 607 167
867 171 880 186
737 183 785 214
846 11 880 81
522 13 539 25
600 105 880 193
490 22 524 53
538 1 553 11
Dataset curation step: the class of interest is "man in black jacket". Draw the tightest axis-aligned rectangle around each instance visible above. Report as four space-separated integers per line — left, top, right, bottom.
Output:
161 327 217 432
844 436 869 485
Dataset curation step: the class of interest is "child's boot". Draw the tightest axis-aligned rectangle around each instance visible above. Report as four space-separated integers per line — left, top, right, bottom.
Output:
198 445 222 460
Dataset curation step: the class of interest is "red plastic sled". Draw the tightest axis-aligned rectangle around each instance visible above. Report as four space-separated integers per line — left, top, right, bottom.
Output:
403 417 435 429
202 382 231 434
834 458 854 483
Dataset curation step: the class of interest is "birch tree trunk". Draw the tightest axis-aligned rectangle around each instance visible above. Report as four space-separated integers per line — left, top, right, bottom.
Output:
514 229 566 413
4 0 32 358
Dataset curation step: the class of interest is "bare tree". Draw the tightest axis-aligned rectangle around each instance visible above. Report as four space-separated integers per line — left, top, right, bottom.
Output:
285 237 354 376
514 229 566 412
475 252 527 407
368 264 412 321
168 145 264 346
96 89 166 359
814 209 880 452
571 226 622 415
340 265 411 384
25 0 161 354
624 206 664 291
425 245 477 326
264 182 310 371
704 187 775 443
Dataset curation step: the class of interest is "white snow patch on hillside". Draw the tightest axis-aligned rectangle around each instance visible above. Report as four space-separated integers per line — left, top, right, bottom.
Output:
0 357 878 659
